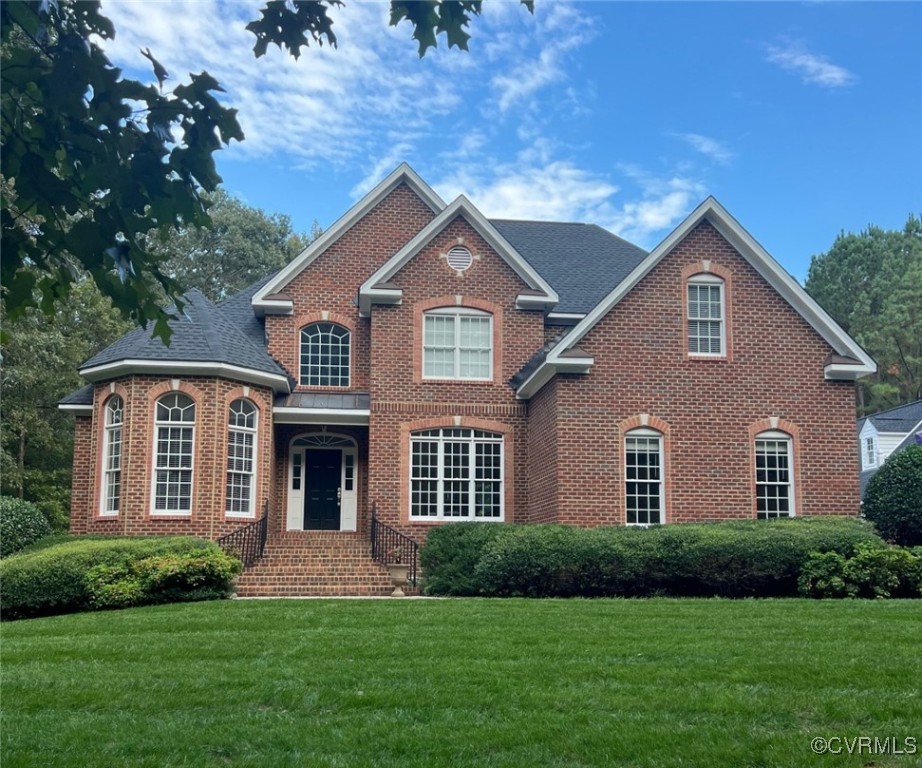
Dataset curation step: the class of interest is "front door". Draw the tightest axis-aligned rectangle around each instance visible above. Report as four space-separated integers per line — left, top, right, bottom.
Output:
304 449 342 530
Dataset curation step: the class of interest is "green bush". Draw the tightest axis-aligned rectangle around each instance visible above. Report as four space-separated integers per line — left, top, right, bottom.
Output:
0 497 52 558
0 536 237 620
799 543 922 599
863 445 922 546
424 517 882 598
86 551 242 609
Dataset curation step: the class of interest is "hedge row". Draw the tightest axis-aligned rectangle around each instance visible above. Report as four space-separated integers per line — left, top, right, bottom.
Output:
420 517 883 598
0 536 241 620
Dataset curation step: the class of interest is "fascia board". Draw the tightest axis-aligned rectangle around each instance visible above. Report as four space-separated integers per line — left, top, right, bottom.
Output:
79 360 291 393
514 355 594 399
272 407 370 426
824 363 876 381
253 163 445 305
252 298 294 316
58 403 93 415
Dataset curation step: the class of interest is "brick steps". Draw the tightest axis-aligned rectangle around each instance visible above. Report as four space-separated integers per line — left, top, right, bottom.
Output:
233 532 403 597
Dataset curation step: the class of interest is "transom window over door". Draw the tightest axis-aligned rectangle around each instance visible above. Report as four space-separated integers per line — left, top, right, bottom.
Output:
687 275 725 356
300 323 350 387
410 428 503 520
153 393 195 514
226 399 257 518
625 429 664 525
423 308 492 380
755 431 794 518
101 396 123 516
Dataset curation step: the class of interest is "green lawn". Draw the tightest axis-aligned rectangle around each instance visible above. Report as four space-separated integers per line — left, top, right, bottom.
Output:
2 599 920 767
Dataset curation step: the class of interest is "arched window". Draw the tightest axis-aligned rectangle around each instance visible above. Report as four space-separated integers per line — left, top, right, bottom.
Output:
226 399 258 518
410 428 503 520
624 428 664 525
300 323 350 387
754 430 794 518
152 393 195 514
422 308 492 380
687 274 725 356
101 396 123 516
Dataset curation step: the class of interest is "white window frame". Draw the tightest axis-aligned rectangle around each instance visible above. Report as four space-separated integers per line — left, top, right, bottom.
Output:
151 393 196 516
409 428 504 521
864 436 878 470
101 396 123 516
624 428 665 526
755 430 795 519
422 308 493 381
299 322 351 387
687 274 726 357
226 399 258 518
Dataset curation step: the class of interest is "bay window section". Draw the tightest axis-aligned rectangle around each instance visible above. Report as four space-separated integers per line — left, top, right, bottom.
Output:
101 396 123 516
226 399 257 518
152 393 195 514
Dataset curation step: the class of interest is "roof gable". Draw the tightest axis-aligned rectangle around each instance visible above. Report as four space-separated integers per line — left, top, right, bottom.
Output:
252 163 445 315
515 196 876 399
358 196 558 315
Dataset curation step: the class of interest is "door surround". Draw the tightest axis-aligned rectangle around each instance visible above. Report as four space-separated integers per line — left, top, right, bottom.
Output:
286 433 358 531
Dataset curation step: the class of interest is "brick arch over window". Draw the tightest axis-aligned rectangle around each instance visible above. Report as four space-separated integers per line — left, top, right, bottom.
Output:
296 312 354 389
398 416 515 523
412 295 504 385
681 261 734 361
617 415 672 525
93 383 129 521
748 418 802 518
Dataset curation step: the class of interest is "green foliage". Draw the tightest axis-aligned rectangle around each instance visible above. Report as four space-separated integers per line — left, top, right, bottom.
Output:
0 496 52 558
419 521 512 595
798 542 922 598
422 517 881 598
863 445 922 546
85 551 242 609
805 215 922 412
0 536 233 620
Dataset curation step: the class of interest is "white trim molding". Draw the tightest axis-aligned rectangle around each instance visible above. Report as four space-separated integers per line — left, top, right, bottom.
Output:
79 360 291 393
58 403 93 415
272 407 370 426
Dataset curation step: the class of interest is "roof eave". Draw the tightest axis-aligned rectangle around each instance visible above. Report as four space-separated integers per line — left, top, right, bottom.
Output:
515 354 594 400
252 299 294 317
824 362 877 381
272 407 370 426
79 360 292 393
57 403 93 416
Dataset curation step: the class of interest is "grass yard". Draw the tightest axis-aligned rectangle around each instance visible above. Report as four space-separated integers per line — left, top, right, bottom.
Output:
2 599 920 768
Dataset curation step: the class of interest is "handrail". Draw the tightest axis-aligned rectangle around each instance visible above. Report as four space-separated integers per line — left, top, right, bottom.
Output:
216 500 268 568
369 501 419 585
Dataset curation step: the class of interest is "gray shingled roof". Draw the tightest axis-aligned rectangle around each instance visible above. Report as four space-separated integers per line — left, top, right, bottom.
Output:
81 289 287 379
857 400 922 435
491 220 648 315
58 383 94 406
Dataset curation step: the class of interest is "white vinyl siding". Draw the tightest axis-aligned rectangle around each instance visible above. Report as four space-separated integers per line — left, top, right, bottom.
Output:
101 396 123 516
687 276 725 356
625 429 664 525
152 393 195 515
755 431 794 518
226 399 257 518
423 309 492 380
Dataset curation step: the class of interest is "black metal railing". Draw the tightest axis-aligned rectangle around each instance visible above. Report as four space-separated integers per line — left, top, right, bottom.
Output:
370 502 419 585
217 501 268 568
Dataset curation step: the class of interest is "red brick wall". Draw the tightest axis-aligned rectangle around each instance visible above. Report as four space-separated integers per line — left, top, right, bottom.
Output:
549 220 859 525
68 416 94 534
527 377 559 524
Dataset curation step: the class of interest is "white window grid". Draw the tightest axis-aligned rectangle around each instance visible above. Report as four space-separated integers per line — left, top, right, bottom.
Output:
687 277 725 356
152 393 195 514
226 399 257 517
755 433 793 519
300 323 350 387
410 428 503 520
625 430 664 525
864 436 877 469
101 396 123 516
423 309 492 380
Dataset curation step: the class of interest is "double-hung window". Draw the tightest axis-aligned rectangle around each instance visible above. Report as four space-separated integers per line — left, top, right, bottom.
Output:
101 396 123 516
300 323 350 387
410 428 503 520
624 429 664 525
687 275 725 356
423 309 492 380
755 431 794 518
152 393 195 514
226 399 257 518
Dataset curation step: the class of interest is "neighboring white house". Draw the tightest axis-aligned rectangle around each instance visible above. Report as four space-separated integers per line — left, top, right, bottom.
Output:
858 400 922 495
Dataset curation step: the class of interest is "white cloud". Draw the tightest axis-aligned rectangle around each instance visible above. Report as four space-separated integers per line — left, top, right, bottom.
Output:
765 41 856 88
675 133 734 165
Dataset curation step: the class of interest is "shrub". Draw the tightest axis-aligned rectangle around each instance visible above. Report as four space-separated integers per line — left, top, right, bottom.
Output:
0 497 52 558
425 517 882 598
0 536 236 620
420 522 512 595
799 543 922 599
863 445 922 546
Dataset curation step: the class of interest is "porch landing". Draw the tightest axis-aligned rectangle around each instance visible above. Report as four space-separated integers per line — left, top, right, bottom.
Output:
233 531 399 597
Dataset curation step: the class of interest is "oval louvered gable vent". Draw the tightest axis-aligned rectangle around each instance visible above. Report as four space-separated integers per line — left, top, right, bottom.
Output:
446 246 473 272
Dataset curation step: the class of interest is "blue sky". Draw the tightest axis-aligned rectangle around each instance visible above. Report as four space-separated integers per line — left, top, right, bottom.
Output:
100 1 921 282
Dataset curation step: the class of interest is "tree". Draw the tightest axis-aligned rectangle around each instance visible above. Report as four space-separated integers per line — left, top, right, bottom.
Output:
863 446 922 547
805 215 922 414
148 189 317 303
2 0 532 341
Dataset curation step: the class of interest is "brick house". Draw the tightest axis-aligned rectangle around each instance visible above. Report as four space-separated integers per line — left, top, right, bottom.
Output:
59 164 875 595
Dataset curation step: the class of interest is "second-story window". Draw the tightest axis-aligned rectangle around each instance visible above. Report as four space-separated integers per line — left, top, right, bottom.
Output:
423 308 492 380
687 274 725 356
300 323 350 387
